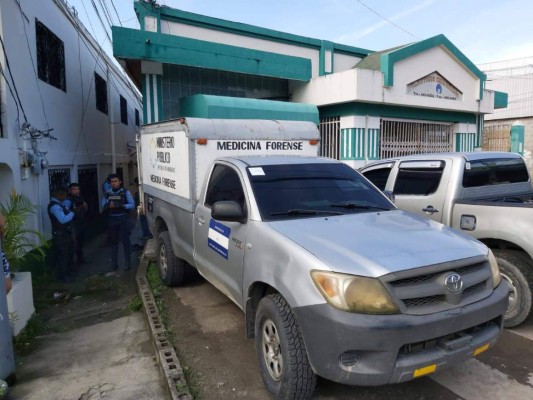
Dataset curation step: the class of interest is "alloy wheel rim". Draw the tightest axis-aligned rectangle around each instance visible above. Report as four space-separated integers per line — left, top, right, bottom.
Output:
159 243 168 276
261 318 283 381
500 272 518 312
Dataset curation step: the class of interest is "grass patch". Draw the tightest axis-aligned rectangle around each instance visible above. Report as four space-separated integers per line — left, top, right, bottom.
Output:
12 314 48 352
128 295 143 312
146 262 176 344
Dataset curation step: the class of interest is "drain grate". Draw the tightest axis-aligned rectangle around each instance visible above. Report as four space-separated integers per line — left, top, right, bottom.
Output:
136 242 192 400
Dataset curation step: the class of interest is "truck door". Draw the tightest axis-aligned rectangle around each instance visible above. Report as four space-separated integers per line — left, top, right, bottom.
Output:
391 159 452 223
193 163 248 306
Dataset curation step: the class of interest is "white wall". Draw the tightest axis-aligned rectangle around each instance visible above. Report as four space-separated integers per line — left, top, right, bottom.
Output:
292 47 495 115
0 0 141 236
162 20 323 78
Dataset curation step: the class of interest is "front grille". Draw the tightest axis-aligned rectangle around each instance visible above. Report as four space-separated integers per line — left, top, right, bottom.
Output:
383 258 493 315
403 295 443 308
399 318 501 356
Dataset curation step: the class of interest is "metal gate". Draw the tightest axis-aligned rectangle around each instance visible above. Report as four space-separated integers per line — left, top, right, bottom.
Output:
482 122 510 152
319 117 340 159
380 119 453 159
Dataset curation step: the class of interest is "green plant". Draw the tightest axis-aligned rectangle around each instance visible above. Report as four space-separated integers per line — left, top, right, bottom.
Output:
1 189 47 271
12 313 48 352
128 295 143 312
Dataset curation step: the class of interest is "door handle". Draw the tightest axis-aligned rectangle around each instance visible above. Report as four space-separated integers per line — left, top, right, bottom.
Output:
196 217 205 225
422 206 439 215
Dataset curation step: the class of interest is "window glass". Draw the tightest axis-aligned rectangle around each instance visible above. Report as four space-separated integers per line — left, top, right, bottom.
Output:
362 167 392 191
394 165 444 195
120 96 128 125
248 163 393 221
205 165 245 210
462 158 529 187
95 73 108 114
36 19 66 91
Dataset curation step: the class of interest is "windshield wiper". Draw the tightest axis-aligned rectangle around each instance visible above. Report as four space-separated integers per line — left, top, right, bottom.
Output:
330 202 391 211
270 209 344 216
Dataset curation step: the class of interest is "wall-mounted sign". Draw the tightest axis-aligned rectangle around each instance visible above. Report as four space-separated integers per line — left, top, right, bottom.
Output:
407 72 462 101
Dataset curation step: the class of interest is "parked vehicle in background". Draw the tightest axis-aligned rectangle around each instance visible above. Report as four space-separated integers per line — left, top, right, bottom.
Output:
360 151 533 327
138 119 508 399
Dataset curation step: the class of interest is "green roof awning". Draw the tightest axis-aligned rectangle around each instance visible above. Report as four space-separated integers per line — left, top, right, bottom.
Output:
180 95 319 124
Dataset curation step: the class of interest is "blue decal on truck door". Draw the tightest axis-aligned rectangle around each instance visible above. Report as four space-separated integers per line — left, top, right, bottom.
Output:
208 219 231 259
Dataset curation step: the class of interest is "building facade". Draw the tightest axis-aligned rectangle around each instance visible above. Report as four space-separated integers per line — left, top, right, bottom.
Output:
481 57 533 172
0 0 142 236
113 1 505 171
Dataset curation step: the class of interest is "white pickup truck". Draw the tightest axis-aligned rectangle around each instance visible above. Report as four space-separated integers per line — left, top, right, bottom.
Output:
360 151 533 327
139 119 507 399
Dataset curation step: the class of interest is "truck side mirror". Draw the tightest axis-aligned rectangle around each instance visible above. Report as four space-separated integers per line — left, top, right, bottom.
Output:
212 201 246 223
383 190 395 204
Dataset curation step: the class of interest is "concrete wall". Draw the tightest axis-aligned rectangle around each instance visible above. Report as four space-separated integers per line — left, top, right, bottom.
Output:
292 46 494 114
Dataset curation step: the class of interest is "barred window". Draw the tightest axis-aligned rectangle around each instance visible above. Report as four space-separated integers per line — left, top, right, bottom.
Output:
95 73 108 114
36 19 66 92
48 168 71 197
120 95 128 125
135 109 140 126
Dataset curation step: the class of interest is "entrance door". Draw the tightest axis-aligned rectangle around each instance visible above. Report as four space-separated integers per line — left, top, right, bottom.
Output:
193 163 248 307
78 166 99 218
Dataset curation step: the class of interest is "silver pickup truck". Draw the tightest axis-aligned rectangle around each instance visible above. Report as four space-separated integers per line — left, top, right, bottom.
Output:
140 119 508 399
360 151 533 327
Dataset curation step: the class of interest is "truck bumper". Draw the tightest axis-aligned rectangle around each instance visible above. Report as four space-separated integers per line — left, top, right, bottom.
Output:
293 281 508 386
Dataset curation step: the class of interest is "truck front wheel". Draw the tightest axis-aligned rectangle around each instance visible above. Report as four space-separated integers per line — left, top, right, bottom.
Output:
254 293 316 400
157 231 186 287
494 249 533 328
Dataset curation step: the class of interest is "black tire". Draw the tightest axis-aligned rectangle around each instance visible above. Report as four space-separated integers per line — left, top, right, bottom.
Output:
254 293 316 400
493 249 533 328
157 231 186 287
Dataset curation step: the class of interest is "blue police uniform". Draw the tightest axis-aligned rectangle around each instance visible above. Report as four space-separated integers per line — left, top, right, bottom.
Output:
63 194 88 263
101 187 135 271
47 198 75 281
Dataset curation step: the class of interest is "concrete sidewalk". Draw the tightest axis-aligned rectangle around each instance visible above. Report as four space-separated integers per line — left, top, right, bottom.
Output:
7 226 169 399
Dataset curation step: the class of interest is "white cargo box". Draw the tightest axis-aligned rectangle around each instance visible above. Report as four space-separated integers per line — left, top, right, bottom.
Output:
138 118 320 210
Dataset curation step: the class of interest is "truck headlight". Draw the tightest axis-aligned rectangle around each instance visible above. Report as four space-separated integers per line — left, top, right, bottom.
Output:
487 249 501 287
310 270 400 314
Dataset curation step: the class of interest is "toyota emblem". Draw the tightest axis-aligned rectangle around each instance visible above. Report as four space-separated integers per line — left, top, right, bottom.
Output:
445 273 463 293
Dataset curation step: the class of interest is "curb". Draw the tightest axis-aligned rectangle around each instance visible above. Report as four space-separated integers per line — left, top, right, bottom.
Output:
136 239 192 400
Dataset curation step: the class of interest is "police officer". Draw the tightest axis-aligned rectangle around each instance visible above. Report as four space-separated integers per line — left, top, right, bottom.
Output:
101 174 135 273
64 183 88 264
48 189 75 282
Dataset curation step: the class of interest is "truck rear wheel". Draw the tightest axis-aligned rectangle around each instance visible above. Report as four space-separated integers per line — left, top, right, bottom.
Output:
254 293 316 400
494 249 533 328
157 231 186 287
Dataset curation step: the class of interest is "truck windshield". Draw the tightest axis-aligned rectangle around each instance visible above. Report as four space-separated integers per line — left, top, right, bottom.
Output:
247 163 394 221
462 158 530 188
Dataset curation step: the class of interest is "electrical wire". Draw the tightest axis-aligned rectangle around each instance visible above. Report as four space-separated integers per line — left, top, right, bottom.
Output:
109 0 123 26
354 0 419 40
0 63 21 124
0 33 27 122
97 0 114 28
18 5 51 130
90 0 112 43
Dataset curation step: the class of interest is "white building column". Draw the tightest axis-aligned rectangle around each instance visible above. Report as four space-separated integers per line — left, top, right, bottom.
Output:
142 61 163 124
339 115 381 169
453 123 477 151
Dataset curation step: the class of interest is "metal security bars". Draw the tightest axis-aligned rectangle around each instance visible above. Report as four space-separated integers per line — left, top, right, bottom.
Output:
380 119 453 159
482 123 511 152
48 168 70 197
319 117 340 159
